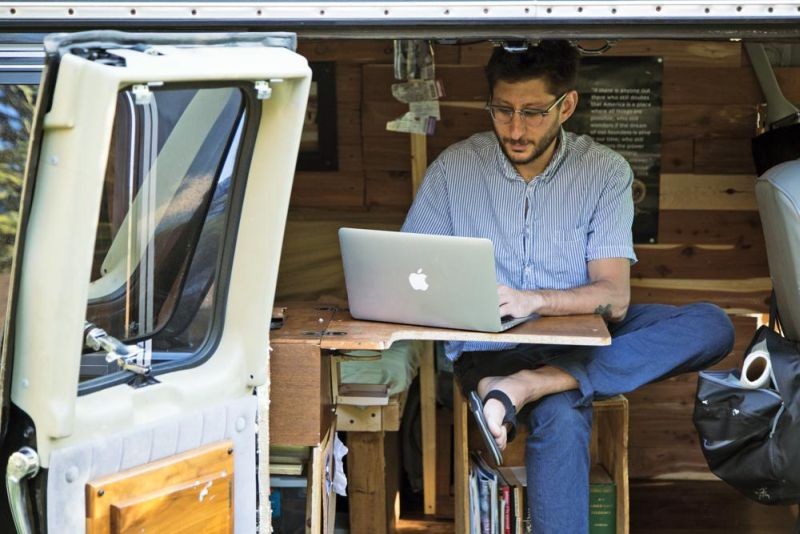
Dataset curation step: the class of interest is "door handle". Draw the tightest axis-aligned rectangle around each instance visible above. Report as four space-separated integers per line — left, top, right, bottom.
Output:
5 447 40 534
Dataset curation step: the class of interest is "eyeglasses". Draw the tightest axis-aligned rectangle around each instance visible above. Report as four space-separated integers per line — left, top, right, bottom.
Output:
485 93 568 128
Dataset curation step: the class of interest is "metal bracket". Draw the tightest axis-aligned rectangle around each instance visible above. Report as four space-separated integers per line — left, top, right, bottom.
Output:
84 322 150 376
571 40 617 55
501 39 539 53
131 84 153 105
255 79 284 100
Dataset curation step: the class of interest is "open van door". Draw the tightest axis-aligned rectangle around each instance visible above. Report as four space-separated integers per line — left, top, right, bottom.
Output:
0 31 310 533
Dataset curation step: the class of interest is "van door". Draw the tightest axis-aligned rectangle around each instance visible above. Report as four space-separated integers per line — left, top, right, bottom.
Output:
0 31 310 533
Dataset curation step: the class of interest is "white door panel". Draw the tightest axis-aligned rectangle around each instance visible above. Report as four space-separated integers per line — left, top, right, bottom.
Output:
1 31 310 533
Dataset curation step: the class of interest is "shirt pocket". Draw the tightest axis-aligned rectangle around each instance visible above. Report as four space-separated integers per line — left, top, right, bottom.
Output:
533 226 588 289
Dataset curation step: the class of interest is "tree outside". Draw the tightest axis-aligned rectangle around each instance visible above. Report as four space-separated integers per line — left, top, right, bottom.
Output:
0 84 36 271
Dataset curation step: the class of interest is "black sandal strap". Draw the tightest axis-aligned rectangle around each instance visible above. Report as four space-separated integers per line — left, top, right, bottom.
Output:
484 389 518 443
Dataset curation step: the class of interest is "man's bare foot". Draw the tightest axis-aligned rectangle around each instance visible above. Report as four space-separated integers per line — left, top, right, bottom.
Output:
476 366 579 450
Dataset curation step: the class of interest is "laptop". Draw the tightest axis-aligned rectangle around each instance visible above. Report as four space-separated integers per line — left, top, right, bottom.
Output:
338 227 535 332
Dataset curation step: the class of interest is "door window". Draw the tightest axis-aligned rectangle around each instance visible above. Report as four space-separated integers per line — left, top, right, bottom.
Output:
81 84 247 384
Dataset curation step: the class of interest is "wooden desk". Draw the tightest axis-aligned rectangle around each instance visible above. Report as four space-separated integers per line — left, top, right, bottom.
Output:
323 309 614 529
321 311 611 350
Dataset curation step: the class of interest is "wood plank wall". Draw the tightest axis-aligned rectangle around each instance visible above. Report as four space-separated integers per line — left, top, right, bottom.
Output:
276 39 791 480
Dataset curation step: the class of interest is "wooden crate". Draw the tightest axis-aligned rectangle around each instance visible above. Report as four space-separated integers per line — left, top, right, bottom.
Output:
456 385 629 534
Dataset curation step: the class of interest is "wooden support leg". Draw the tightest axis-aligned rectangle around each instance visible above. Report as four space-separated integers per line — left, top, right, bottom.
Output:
420 341 437 515
410 133 427 195
453 377 469 534
347 431 400 534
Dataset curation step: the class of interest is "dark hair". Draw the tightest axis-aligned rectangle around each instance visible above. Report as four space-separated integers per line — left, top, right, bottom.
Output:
485 40 580 98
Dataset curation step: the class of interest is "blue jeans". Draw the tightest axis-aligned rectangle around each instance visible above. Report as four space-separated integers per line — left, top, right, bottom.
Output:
453 303 735 534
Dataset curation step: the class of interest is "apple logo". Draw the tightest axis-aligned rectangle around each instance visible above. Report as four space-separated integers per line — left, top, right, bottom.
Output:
408 268 429 291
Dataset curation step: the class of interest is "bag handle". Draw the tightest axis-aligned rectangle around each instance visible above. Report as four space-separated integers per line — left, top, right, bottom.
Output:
769 289 778 331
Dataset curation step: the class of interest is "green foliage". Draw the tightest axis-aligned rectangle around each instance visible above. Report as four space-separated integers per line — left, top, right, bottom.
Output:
0 84 36 270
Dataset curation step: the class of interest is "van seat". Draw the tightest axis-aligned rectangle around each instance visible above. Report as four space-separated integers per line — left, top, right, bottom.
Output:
755 158 800 342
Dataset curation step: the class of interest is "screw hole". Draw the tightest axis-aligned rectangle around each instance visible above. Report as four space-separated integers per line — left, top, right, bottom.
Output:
130 8 136 15
736 5 742 10
611 7 617 13
704 7 710 12
524 7 529 13
257 9 262 15
577 6 583 12
656 5 661 11
68 8 74 14
768 6 774 12
320 9 325 15
384 9 389 14
444 9 449 14
191 8 197 14
546 7 552 13
9 8 15 14
483 7 489 13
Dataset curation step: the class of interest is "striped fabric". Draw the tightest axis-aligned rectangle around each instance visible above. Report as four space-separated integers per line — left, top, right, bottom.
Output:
401 129 637 360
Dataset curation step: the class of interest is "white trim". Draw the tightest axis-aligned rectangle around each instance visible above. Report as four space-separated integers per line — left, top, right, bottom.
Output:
0 1 797 21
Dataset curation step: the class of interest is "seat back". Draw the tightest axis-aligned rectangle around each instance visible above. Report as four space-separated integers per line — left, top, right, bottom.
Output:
755 159 800 342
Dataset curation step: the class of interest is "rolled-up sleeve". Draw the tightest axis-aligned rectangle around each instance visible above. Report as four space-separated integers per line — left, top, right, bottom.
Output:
401 158 454 236
585 159 638 264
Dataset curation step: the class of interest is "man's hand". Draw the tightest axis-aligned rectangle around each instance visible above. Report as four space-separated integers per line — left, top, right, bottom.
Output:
496 258 630 320
497 285 543 318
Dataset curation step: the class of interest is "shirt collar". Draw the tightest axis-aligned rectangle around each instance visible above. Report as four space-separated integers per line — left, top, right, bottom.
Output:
539 128 568 183
494 127 568 184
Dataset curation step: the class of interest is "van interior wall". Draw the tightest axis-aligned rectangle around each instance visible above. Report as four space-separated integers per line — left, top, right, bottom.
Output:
275 38 778 482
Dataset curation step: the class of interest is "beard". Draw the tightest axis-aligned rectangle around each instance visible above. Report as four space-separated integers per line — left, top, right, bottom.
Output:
494 117 561 168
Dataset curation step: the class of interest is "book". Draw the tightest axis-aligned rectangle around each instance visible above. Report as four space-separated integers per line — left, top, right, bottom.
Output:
513 486 524 534
589 464 616 534
337 383 389 405
502 485 511 534
469 464 481 534
479 477 491 534
269 445 310 464
471 452 499 534
270 463 304 476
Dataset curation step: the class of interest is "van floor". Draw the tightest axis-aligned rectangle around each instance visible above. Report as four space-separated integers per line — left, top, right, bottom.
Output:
396 480 799 533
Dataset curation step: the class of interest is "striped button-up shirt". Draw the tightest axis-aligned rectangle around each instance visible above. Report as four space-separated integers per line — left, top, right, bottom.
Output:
401 129 637 360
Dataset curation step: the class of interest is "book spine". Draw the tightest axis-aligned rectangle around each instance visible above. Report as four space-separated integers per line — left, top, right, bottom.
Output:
502 485 511 534
480 478 491 534
589 483 616 534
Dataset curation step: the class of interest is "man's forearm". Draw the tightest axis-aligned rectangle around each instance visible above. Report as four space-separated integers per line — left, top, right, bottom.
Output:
527 280 629 321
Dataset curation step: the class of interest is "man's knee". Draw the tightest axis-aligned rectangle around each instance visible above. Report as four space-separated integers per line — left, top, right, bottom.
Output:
683 302 735 352
526 391 592 442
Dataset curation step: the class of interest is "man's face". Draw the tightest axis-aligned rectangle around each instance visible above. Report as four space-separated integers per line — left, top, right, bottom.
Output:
489 78 571 168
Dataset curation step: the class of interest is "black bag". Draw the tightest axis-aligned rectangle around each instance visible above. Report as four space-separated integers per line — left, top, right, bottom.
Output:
693 320 800 506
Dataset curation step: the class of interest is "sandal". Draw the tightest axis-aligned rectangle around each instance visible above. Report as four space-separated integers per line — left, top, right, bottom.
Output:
468 389 518 466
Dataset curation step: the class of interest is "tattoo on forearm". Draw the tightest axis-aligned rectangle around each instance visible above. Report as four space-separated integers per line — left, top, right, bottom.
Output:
594 304 613 320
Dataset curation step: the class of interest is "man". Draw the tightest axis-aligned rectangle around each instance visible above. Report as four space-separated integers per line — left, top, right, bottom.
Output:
401 41 735 533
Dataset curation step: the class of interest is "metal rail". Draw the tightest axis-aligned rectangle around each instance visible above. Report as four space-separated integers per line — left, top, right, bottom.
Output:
0 1 797 39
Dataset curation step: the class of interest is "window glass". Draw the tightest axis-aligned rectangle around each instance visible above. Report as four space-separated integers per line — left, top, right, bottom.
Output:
0 83 36 329
81 85 245 382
